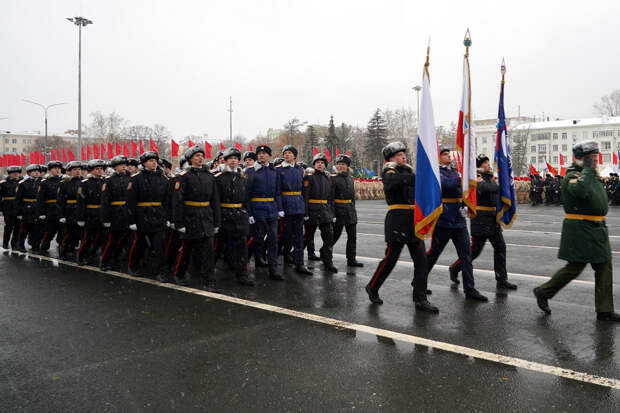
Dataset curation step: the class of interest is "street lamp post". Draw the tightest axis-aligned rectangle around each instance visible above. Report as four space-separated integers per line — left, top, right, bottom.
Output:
22 100 67 162
67 16 93 160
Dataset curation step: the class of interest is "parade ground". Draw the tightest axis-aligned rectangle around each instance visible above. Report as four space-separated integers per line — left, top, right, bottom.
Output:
1 201 619 412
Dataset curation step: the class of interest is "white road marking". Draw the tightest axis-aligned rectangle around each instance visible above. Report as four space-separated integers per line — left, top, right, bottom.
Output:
7 249 620 390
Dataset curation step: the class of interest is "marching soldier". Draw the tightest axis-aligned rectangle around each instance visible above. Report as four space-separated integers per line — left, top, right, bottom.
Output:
534 141 620 321
159 158 173 177
215 147 255 285
243 151 257 169
277 145 312 275
303 153 338 273
15 164 42 252
57 161 82 259
246 145 284 280
331 154 363 267
172 145 220 289
36 161 64 254
100 155 131 271
164 156 188 271
76 159 106 265
448 154 517 290
126 151 170 281
127 158 139 175
425 147 488 301
1 165 22 249
364 142 437 312
79 163 89 179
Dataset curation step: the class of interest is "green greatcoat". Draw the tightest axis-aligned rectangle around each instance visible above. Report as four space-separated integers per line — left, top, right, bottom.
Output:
558 164 611 263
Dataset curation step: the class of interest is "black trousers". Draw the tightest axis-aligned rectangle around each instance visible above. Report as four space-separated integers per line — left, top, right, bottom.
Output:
221 231 248 276
333 223 357 261
77 227 104 263
252 218 278 273
282 214 304 266
304 222 315 256
164 229 181 270
128 230 166 274
450 232 507 281
3 215 19 248
304 222 334 263
367 240 428 301
59 224 82 258
426 226 475 292
18 221 41 249
100 229 130 267
40 218 62 251
174 236 214 279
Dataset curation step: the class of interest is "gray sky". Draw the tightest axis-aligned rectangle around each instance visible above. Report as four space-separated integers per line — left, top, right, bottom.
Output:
2 0 619 140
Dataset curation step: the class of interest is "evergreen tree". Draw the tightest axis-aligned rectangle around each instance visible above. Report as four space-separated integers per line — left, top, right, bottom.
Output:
302 125 319 164
324 115 339 159
365 108 388 174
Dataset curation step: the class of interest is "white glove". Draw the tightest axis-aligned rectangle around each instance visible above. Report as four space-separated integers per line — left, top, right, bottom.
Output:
17 216 22 219
103 222 111 228
304 216 309 221
77 221 85 227
249 216 255 225
166 220 171 228
214 227 219 234
129 224 137 231
170 222 175 230
459 206 468 218
39 215 46 220
177 227 186 233
332 217 336 223
278 211 285 218
59 218 66 224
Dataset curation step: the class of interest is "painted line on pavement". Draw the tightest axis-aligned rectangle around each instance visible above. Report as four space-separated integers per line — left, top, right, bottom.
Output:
5 249 620 390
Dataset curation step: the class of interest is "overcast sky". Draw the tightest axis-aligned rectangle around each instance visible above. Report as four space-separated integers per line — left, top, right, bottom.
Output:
2 0 619 140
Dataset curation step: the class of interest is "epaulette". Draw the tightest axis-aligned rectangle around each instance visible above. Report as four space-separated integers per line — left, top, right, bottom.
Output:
330 173 337 177
0 180 5 184
215 171 224 178
305 167 315 176
177 170 187 176
81 178 89 183
131 171 141 177
275 164 282 168
40 178 47 183
383 162 398 173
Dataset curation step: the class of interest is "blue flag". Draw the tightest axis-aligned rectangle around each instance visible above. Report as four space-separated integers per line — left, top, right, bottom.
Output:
495 71 517 228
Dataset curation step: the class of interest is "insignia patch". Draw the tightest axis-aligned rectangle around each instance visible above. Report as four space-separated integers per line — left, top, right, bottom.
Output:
77 187 82 194
174 181 180 190
303 180 309 187
127 182 132 190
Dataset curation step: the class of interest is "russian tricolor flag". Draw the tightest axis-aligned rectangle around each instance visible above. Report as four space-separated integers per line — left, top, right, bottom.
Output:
414 62 442 239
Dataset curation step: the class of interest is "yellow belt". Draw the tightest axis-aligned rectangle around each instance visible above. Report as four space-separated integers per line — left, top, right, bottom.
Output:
221 203 242 208
66 199 77 204
476 205 495 211
251 197 274 202
565 213 605 222
137 202 162 207
388 204 415 210
2 197 15 200
45 199 57 204
334 199 352 204
23 198 36 203
184 201 209 207
309 199 328 204
442 198 462 203
282 191 301 196
86 204 100 209
110 201 126 206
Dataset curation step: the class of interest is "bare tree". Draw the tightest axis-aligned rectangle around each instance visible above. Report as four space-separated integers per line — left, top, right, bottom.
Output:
283 118 307 146
86 111 126 141
593 89 620 116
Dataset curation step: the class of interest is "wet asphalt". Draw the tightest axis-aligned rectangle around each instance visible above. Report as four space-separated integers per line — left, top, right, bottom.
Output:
1 202 619 412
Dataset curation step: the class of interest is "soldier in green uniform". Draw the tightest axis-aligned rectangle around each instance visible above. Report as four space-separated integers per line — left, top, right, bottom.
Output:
534 141 619 321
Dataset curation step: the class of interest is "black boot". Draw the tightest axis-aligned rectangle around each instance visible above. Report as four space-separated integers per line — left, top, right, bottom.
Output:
308 252 321 261
324 262 338 274
295 266 313 275
237 273 256 286
283 253 294 265
127 267 145 278
347 259 364 267
497 280 518 290
155 272 171 283
449 266 460 285
269 272 285 281
415 300 439 313
533 287 551 314
365 285 383 305
465 289 489 302
202 278 218 292
2 243 9 249
173 275 190 286
100 263 112 272
597 312 620 322
255 256 269 267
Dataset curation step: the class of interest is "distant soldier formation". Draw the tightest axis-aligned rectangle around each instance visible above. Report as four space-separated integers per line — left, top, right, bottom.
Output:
0 141 618 320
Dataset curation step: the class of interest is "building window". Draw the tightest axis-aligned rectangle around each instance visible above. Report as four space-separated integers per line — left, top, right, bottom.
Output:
553 156 558 163
531 145 536 153
583 131 588 139
603 154 611 163
482 137 487 144
538 156 545 163
552 144 558 151
538 144 546 152
3 138 7 143
553 133 558 140
602 141 612 150
562 144 567 151
12 148 16 153
562 132 567 140
531 157 536 164
12 139 16 144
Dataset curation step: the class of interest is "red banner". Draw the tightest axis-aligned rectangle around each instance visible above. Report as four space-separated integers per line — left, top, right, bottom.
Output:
235 142 242 150
107 143 114 159
131 140 137 157
123 141 129 157
115 142 122 156
139 140 144 154
68 149 76 161
325 148 332 163
188 139 195 148
171 139 179 157
149 138 158 154
205 142 212 159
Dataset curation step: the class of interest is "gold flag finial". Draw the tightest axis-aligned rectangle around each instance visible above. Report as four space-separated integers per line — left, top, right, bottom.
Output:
464 28 472 57
425 37 431 69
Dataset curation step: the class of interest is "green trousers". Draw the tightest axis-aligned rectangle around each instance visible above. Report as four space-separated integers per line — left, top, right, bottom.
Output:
538 261 614 313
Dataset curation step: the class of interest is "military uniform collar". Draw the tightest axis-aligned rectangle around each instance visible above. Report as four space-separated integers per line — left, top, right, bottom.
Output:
281 161 295 168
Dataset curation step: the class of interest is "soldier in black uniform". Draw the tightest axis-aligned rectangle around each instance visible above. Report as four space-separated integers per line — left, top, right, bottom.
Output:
127 158 139 175
159 158 173 177
58 161 82 259
1 165 22 249
243 151 257 169
164 156 188 272
36 161 64 254
448 154 517 290
303 153 337 273
15 164 42 252
215 147 254 285
126 151 170 281
172 146 221 290
76 159 106 265
544 173 554 205
100 155 131 271
364 142 437 312
331 154 363 267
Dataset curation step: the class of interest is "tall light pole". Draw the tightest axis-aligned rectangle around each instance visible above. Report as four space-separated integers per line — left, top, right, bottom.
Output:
412 85 422 128
227 96 233 144
67 16 93 160
22 100 66 162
